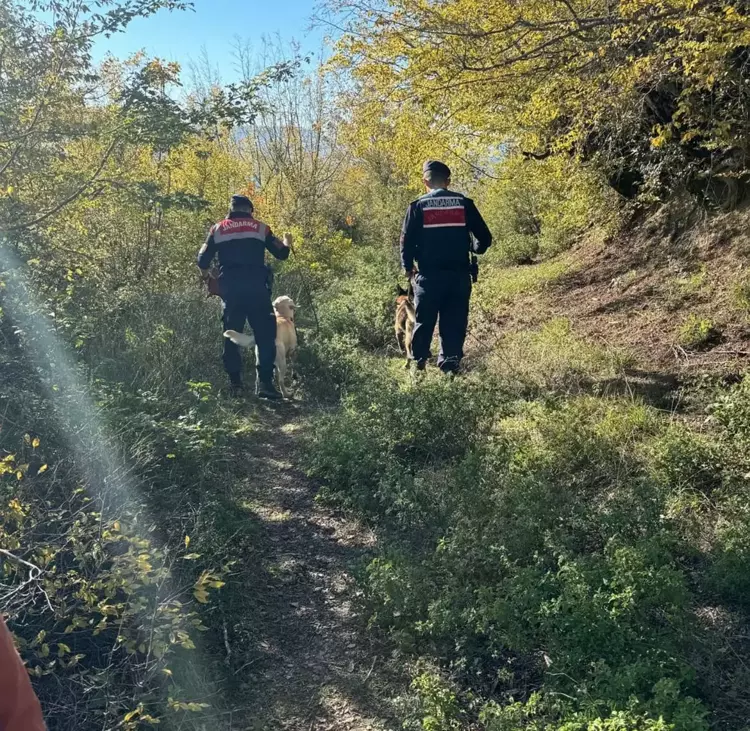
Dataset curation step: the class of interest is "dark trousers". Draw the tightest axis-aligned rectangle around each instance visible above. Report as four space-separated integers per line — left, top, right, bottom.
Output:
411 271 472 371
222 293 277 382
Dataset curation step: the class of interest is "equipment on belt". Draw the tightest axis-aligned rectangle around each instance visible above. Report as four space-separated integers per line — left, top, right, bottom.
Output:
470 254 479 284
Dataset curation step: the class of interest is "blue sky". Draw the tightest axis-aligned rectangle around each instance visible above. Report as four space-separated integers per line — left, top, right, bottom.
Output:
92 0 327 81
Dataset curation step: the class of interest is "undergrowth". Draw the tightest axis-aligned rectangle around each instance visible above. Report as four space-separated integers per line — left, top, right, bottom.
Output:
0 287 264 730
304 297 750 731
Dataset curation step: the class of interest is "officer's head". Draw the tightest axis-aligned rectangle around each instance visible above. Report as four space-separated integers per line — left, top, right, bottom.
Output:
422 160 451 190
229 194 254 216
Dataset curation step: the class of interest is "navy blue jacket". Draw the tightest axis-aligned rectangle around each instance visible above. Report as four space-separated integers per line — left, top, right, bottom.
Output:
400 189 492 274
198 212 289 294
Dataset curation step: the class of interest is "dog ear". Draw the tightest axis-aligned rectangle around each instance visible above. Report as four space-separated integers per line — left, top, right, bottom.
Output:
397 285 408 296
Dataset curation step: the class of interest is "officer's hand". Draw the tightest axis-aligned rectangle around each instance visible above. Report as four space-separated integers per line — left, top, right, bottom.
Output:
283 232 294 247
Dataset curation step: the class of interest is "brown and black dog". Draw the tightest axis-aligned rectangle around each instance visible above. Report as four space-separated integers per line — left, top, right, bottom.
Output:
395 283 416 368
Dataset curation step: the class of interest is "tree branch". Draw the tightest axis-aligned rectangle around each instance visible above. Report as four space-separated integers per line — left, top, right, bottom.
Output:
4 137 119 233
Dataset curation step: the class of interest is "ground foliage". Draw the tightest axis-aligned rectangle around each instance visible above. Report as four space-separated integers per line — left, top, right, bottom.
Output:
4 1 750 730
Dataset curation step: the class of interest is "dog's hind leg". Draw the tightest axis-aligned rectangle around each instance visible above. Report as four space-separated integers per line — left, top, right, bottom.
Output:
404 323 414 368
396 328 406 354
276 346 290 398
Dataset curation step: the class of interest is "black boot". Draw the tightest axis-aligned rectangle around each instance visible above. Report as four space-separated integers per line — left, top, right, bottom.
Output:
439 357 461 375
228 373 245 398
256 378 282 401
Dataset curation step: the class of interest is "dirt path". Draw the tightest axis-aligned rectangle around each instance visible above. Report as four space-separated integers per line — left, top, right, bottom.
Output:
216 401 408 731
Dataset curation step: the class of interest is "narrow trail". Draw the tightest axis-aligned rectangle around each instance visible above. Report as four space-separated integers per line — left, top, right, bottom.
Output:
215 402 408 731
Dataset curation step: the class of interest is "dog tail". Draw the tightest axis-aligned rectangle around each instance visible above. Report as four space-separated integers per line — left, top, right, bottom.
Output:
223 330 255 348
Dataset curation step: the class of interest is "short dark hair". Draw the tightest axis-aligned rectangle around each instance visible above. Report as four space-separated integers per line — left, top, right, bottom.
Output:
230 194 253 213
424 169 450 186
422 160 451 187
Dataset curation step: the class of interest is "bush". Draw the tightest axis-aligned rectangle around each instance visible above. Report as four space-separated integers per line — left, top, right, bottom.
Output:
0 418 226 731
677 315 721 350
711 374 750 451
308 389 728 728
480 689 708 731
0 315 246 730
316 247 399 352
478 155 621 265
307 370 501 513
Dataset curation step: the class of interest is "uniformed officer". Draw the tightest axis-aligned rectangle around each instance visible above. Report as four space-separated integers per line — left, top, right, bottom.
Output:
198 194 291 399
400 161 493 374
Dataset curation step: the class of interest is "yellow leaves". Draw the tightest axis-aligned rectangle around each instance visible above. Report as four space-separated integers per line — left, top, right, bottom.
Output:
193 570 225 604
193 585 210 604
172 631 196 650
93 618 108 636
136 553 153 573
167 698 210 713
64 615 88 633
7 499 27 519
124 705 143 723
0 454 16 477
184 535 190 549
651 125 674 149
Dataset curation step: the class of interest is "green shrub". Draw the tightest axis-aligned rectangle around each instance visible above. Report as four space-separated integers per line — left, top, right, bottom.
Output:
676 315 721 350
307 371 502 511
309 393 721 727
478 154 621 265
648 427 724 496
0 435 224 730
480 688 708 731
0 316 249 731
296 333 379 402
316 247 399 352
411 671 464 731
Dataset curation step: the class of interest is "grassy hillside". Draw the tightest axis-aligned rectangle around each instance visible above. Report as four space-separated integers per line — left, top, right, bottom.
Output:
7 2 750 730
303 199 750 731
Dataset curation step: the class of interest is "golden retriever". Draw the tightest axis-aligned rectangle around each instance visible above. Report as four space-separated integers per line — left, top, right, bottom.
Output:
395 284 416 368
224 296 298 398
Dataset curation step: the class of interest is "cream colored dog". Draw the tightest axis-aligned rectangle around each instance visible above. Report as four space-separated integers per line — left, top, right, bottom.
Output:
224 296 298 398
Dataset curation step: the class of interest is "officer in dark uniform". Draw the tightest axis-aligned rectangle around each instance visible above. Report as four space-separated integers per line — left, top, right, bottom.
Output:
400 161 493 374
198 194 291 399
